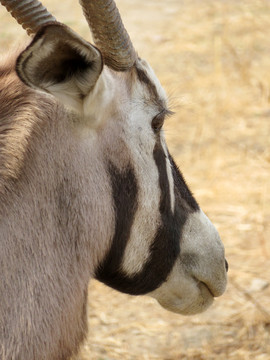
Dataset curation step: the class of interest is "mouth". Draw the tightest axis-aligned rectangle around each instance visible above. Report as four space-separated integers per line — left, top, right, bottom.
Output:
148 257 227 315
196 279 215 298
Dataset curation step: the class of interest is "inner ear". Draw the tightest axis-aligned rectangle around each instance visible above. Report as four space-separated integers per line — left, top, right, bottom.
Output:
38 42 94 85
16 24 103 106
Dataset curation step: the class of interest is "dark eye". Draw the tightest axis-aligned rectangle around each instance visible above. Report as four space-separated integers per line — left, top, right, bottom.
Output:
151 112 165 133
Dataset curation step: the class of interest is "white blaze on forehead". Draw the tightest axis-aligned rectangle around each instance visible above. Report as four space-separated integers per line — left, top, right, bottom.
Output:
161 136 175 213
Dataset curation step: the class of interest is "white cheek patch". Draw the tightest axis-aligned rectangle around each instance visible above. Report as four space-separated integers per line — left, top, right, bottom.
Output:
120 154 161 276
120 104 162 276
161 136 175 213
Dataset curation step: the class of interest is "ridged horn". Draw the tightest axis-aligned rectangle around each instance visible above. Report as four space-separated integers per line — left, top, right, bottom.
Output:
79 0 137 71
0 0 57 36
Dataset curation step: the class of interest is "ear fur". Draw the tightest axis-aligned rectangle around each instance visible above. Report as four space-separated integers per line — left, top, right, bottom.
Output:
16 24 103 113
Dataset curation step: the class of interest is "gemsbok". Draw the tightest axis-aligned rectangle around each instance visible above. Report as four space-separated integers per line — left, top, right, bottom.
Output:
0 0 228 359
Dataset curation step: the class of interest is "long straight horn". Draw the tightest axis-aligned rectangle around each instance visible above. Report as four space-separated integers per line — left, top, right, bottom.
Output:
79 0 137 71
0 0 56 36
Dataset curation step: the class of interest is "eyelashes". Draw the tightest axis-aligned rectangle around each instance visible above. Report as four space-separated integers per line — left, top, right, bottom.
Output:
151 109 174 134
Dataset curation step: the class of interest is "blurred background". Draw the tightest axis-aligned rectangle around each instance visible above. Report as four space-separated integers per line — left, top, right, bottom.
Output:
1 0 270 359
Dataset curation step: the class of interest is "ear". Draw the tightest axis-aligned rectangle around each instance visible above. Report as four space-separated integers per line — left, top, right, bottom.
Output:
16 24 103 113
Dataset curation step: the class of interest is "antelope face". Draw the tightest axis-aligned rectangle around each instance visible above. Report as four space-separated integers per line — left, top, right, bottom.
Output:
92 58 227 315
8 0 227 315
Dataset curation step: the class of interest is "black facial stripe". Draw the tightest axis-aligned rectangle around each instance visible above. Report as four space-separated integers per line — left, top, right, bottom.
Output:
95 143 187 296
154 140 172 214
135 65 165 110
168 153 199 212
95 162 138 281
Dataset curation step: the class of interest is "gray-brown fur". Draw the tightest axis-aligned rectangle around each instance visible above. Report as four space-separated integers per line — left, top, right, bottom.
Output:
0 51 38 196
0 51 114 360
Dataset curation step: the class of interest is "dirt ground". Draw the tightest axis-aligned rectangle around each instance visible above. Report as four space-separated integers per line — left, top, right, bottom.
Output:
1 0 270 359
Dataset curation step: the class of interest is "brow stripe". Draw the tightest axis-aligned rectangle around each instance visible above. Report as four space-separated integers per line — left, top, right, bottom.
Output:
135 66 165 109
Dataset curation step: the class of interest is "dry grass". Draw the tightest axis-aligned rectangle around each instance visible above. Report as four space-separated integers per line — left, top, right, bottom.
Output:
1 0 270 359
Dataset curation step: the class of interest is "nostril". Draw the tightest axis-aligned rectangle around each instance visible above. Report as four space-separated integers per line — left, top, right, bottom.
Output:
225 259 229 272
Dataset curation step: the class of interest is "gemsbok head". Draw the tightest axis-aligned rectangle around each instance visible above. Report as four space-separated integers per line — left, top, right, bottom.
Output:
0 0 228 359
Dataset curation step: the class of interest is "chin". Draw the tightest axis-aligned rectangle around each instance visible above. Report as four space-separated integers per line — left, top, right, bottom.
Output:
152 281 215 316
